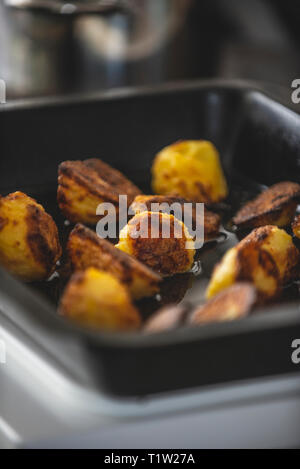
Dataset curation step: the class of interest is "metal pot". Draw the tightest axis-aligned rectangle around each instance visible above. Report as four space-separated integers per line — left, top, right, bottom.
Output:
0 0 190 98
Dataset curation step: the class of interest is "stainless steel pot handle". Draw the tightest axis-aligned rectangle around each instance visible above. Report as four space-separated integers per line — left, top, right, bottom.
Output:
4 0 135 15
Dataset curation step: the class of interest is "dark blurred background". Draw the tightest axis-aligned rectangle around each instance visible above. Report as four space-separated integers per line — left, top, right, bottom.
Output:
0 0 299 100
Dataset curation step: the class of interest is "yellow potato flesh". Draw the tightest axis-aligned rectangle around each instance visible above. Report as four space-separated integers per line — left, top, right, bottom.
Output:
0 192 61 281
206 226 298 301
152 140 228 203
60 267 140 330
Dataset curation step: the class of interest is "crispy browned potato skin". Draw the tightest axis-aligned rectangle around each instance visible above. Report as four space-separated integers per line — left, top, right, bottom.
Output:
206 225 300 302
67 224 161 300
57 159 142 224
233 182 300 229
130 194 221 241
292 214 300 238
116 211 195 276
143 303 190 333
59 267 141 331
0 191 62 281
191 283 256 325
84 159 141 201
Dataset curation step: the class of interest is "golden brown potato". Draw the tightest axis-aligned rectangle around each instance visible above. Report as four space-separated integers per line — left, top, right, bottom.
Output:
57 158 141 224
191 283 256 325
130 194 221 242
0 191 61 281
206 225 300 302
116 211 195 276
233 182 300 230
151 140 228 203
59 267 141 331
84 158 141 202
292 214 300 239
67 223 161 300
143 304 190 333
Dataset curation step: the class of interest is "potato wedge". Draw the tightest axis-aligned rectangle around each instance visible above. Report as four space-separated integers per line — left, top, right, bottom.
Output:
0 191 61 281
191 283 256 325
206 225 300 301
151 140 228 203
67 223 161 300
116 211 195 276
59 267 141 331
84 158 141 202
130 194 220 242
292 214 300 239
57 158 141 224
233 182 300 229
143 303 190 333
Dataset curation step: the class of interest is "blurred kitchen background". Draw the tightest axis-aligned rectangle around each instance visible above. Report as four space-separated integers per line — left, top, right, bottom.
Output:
0 0 299 100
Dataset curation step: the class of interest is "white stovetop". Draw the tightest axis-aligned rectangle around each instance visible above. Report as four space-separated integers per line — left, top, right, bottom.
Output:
1 319 300 448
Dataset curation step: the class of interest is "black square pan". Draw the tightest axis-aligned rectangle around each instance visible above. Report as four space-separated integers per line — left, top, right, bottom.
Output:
0 80 300 396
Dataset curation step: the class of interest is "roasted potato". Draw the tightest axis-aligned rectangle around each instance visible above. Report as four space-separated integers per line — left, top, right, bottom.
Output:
151 140 228 203
116 211 195 276
191 283 256 325
57 158 141 224
292 214 300 239
130 194 220 242
67 223 161 300
206 225 300 302
143 303 190 333
233 182 300 230
59 267 141 330
0 191 61 281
